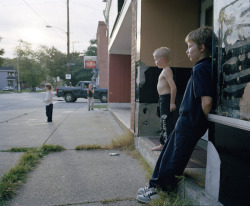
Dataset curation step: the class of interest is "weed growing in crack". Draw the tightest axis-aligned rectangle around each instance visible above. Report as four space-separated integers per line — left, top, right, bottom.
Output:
0 145 65 203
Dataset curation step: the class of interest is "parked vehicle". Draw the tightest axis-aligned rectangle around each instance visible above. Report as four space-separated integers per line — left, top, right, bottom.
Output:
35 87 43 91
56 81 108 103
2 86 13 91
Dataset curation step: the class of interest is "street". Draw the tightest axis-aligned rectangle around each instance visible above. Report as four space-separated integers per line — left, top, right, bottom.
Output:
0 92 147 206
0 92 88 123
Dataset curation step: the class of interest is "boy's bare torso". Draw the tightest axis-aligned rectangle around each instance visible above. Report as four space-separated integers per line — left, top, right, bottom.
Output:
157 68 172 95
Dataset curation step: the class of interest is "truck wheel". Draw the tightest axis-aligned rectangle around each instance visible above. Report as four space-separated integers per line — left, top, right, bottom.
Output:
72 98 77 102
64 93 74 102
100 93 107 103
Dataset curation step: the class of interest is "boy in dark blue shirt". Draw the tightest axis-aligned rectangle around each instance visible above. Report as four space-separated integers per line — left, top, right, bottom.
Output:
137 26 213 204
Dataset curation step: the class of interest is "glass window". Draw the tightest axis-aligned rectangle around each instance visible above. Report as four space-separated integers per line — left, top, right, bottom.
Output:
214 0 250 121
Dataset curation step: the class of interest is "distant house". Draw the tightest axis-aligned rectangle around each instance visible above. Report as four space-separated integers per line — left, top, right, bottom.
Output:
0 66 16 90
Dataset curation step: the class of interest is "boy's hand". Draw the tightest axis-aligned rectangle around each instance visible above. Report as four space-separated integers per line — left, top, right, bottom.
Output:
170 104 176 112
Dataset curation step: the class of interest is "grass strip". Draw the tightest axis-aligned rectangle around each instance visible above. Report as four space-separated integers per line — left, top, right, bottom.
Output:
93 105 107 109
0 145 65 203
150 189 192 206
75 144 103 150
0 147 37 153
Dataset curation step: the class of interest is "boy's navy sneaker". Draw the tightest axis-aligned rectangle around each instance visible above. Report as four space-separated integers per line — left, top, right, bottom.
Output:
136 187 159 203
138 186 150 195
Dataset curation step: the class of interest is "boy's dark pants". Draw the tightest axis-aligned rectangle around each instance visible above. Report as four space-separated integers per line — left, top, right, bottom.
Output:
149 117 207 191
159 94 175 145
46 104 53 122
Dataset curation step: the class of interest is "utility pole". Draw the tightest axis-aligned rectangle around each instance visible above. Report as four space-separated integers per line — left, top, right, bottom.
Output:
67 0 70 85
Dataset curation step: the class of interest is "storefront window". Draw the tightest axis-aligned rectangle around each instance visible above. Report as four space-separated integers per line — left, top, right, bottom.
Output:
214 0 250 121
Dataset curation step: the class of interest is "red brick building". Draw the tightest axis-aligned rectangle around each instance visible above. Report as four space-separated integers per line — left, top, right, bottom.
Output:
103 0 250 205
96 21 108 88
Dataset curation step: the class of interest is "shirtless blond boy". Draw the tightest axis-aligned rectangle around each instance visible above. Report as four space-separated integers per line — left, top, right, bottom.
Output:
152 47 177 151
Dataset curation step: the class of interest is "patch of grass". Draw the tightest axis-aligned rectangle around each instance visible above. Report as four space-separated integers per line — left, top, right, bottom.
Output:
93 105 107 109
0 145 65 203
150 189 192 206
107 132 135 151
75 144 103 150
74 132 135 151
0 150 41 201
1 147 37 152
41 144 65 154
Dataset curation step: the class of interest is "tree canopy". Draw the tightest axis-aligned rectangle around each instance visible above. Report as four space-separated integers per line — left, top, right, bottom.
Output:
2 38 98 88
0 37 5 66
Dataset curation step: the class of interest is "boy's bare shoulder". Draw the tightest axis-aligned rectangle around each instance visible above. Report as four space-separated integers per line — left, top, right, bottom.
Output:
162 67 173 77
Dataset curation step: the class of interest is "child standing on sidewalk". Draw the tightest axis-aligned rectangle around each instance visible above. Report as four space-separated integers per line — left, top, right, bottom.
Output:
87 84 94 111
44 83 53 122
137 26 214 204
152 47 177 151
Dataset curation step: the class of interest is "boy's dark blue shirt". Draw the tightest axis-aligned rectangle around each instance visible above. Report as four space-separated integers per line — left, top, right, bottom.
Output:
178 57 212 135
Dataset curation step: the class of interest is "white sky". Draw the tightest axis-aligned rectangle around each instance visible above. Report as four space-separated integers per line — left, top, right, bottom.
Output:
0 0 106 58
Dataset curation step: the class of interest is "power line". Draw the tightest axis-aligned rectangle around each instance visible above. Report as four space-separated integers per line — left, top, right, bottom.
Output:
20 0 66 42
21 0 49 25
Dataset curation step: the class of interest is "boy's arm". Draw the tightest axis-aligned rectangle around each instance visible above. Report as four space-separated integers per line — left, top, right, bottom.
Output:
44 92 49 103
201 96 213 118
164 70 177 111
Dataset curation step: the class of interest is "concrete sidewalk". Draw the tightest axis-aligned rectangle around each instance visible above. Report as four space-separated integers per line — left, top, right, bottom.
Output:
0 104 148 206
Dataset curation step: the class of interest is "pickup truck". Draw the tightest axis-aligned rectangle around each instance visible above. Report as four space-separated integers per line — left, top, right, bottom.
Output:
56 81 108 103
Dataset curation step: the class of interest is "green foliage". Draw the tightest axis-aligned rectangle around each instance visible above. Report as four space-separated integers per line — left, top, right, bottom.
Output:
3 147 37 152
41 144 65 153
14 40 46 88
0 145 65 203
84 39 97 56
108 132 135 151
0 150 41 201
75 144 103 150
150 190 192 206
1 37 98 89
69 52 92 85
36 45 67 81
93 105 107 109
0 37 4 66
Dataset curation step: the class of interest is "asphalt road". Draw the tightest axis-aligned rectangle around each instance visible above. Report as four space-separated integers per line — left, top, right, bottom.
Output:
0 92 105 123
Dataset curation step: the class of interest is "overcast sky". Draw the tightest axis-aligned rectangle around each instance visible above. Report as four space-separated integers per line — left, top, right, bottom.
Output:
0 0 106 58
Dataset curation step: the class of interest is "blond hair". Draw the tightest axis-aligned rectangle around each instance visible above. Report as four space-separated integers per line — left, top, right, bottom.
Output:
45 83 52 91
153 47 172 63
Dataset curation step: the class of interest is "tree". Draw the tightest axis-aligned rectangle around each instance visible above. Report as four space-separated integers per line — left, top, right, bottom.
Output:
36 46 67 81
0 37 5 66
14 40 46 89
70 52 92 85
68 39 97 85
83 39 97 56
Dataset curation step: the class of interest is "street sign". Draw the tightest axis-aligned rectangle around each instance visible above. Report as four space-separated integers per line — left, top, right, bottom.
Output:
84 56 97 69
66 74 71 79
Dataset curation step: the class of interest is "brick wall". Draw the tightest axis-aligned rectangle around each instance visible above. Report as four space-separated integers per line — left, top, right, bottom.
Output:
97 21 108 88
109 54 131 103
130 0 137 132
